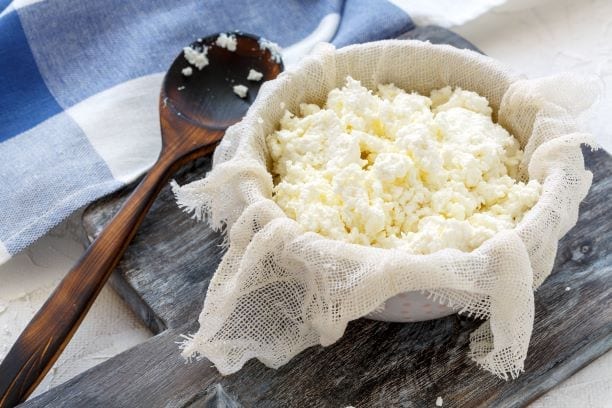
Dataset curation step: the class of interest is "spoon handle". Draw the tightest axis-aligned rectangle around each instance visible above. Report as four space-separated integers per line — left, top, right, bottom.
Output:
0 149 191 407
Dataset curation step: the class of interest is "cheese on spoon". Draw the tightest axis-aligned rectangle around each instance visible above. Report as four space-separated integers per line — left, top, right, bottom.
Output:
266 77 541 254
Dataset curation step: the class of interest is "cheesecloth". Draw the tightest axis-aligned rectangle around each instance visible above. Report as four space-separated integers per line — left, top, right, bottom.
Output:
172 40 598 379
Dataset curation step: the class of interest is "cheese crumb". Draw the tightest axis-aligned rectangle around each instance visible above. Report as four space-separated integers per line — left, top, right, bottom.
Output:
181 67 193 77
177 86 185 91
266 77 542 254
259 38 282 63
233 84 248 98
436 396 443 406
215 33 237 51
183 46 209 70
247 69 264 81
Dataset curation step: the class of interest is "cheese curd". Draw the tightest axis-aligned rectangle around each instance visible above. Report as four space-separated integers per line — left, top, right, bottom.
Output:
215 33 237 51
233 84 248 98
247 69 264 81
183 45 209 70
266 77 541 254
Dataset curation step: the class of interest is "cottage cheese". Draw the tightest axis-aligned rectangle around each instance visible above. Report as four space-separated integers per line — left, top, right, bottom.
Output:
266 77 541 254
181 67 193 77
183 45 209 70
258 39 282 63
215 33 237 51
247 69 263 81
233 84 248 98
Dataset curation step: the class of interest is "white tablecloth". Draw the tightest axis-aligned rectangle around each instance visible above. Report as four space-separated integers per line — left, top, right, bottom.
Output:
1 0 610 404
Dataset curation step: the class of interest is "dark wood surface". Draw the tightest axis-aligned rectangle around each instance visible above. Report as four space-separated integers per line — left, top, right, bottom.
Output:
20 26 612 408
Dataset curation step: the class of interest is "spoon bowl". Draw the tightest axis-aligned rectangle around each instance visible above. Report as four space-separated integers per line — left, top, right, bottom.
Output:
163 32 283 131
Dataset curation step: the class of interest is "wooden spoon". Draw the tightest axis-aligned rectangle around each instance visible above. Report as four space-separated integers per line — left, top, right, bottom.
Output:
0 32 283 407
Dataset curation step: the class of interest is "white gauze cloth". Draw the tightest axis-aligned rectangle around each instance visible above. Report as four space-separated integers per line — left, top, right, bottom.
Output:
172 40 598 379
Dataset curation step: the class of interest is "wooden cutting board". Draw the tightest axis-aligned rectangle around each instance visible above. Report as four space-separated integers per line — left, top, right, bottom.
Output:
21 26 612 408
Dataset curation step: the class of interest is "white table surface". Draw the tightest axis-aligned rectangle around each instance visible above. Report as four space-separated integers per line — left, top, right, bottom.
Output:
1 0 610 405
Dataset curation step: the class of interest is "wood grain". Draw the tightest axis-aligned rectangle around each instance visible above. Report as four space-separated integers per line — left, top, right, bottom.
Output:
20 26 612 408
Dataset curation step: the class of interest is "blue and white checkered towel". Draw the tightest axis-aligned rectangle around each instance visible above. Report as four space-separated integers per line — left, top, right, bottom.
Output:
0 0 413 264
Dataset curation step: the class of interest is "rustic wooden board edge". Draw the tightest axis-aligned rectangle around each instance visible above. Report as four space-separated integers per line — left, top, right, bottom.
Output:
21 331 612 408
108 271 167 334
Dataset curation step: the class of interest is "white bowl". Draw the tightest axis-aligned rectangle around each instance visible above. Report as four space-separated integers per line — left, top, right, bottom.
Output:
367 291 456 322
